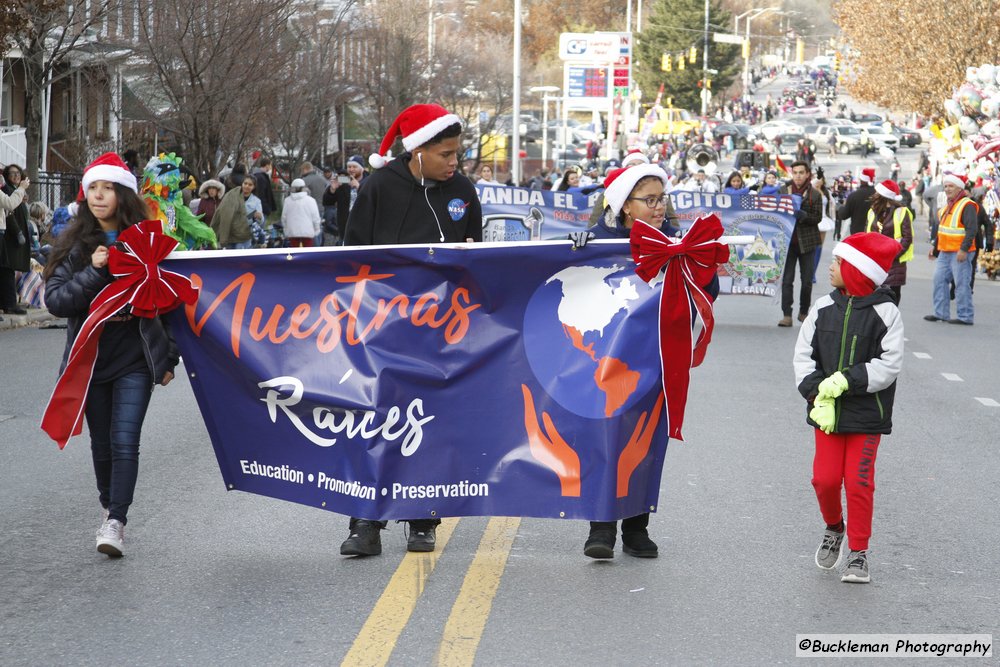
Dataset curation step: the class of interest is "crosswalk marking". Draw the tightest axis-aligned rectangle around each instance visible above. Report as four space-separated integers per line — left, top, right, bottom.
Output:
941 373 963 382
913 352 932 359
975 397 1000 407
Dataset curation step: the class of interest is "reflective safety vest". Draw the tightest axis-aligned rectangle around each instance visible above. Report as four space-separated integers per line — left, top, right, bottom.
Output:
866 206 915 262
937 196 978 253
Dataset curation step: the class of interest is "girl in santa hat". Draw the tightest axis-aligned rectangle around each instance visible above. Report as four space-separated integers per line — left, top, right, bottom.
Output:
43 152 181 558
865 179 914 303
574 163 715 560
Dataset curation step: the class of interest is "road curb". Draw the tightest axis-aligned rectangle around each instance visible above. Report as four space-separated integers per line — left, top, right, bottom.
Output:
0 308 60 331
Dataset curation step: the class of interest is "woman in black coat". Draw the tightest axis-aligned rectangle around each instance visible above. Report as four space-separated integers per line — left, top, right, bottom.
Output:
1 164 32 313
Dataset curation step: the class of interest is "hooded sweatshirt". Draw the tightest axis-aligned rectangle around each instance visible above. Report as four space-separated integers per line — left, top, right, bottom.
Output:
343 154 482 245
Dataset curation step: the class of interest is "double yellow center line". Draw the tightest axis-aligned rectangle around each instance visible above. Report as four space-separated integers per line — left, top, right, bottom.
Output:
341 517 521 667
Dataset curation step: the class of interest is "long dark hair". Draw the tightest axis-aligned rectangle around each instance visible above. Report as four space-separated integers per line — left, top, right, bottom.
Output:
43 184 151 280
868 192 893 225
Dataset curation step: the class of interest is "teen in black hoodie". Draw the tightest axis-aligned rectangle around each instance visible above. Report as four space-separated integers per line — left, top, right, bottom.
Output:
343 130 481 245
339 109 481 558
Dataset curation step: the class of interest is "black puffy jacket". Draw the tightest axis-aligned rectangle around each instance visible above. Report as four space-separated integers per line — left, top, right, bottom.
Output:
44 246 179 383
793 287 903 434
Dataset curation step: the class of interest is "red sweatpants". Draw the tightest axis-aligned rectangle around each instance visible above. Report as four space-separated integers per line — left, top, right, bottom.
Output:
812 430 881 551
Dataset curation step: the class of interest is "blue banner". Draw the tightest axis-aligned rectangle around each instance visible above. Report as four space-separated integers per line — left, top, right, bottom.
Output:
163 242 672 521
476 184 796 297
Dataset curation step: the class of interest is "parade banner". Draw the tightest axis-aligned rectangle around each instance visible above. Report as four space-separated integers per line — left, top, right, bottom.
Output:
163 242 673 522
477 184 797 297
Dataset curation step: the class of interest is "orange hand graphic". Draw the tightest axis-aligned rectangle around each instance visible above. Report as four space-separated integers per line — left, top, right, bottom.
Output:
616 392 664 498
520 385 581 497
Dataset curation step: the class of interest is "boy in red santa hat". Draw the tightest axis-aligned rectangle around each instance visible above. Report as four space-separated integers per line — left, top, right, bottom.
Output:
793 232 904 584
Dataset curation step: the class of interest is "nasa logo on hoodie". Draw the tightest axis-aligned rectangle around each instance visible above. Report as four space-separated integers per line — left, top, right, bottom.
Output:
447 198 469 221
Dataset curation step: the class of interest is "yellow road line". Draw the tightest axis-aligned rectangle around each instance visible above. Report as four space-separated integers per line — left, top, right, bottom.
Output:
435 517 521 667
341 518 459 667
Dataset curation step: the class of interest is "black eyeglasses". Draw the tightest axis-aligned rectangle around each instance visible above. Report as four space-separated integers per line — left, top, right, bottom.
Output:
627 194 668 208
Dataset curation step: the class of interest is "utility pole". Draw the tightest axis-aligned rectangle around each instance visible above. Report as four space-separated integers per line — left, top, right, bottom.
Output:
701 0 709 115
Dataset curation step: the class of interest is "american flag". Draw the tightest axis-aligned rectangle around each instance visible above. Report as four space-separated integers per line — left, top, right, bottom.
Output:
740 194 796 214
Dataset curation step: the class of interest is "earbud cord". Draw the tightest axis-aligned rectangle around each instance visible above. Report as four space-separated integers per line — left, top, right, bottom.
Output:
418 154 445 242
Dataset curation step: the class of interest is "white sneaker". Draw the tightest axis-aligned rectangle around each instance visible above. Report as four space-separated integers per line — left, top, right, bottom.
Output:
97 507 109 536
96 519 125 557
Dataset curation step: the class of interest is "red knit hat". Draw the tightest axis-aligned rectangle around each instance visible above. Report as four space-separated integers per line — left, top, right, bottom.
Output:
603 163 670 216
874 179 902 201
859 167 876 185
369 104 462 169
832 232 901 296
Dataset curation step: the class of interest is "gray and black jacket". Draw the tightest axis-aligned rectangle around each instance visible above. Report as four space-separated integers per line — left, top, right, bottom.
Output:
793 287 903 434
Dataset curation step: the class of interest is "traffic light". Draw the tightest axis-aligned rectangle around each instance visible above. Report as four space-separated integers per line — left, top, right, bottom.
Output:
696 79 703 88
742 39 750 59
689 46 697 63
662 53 672 71
705 78 711 89
678 54 685 70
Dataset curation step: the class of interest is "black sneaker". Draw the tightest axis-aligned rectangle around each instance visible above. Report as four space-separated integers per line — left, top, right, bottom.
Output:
622 530 658 558
406 520 437 552
340 519 383 556
584 527 616 559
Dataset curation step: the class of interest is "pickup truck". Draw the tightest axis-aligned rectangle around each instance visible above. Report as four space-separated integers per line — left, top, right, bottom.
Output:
646 107 702 137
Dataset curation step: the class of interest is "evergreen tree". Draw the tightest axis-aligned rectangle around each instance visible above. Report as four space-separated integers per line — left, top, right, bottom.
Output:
634 0 741 113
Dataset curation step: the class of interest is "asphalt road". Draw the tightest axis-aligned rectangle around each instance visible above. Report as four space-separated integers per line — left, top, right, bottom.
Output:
2 81 997 666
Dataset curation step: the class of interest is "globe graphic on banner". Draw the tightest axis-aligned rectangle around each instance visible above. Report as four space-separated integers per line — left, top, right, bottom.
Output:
523 261 661 419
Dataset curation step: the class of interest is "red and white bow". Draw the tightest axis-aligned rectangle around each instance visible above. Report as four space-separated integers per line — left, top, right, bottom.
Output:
42 220 198 448
629 214 729 441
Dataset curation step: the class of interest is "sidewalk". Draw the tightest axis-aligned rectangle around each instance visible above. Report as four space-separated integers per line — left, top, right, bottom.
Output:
0 307 60 331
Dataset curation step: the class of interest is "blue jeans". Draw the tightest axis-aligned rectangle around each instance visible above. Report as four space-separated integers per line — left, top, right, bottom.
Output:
85 370 153 525
932 251 974 322
226 240 252 250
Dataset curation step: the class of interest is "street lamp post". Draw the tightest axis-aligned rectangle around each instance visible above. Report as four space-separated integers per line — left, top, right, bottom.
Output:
743 7 778 99
512 0 523 185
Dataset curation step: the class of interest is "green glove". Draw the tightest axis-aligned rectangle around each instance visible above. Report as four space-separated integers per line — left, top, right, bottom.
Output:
817 371 849 399
809 396 836 434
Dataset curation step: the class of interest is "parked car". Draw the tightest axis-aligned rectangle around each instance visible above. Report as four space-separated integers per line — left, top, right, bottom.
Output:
852 112 884 124
646 107 702 137
753 120 801 141
711 123 755 149
859 123 899 152
809 125 865 154
883 124 922 147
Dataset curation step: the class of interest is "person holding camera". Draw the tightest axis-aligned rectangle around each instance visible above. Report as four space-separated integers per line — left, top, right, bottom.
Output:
1 164 32 315
328 156 366 244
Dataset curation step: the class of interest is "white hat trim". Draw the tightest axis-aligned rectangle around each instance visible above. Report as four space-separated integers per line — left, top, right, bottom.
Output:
82 163 138 193
401 113 463 152
605 164 670 216
874 182 902 201
833 242 888 285
942 173 966 189
622 152 650 167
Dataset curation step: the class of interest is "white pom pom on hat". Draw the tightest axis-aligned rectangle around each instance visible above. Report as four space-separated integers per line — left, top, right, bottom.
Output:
368 104 462 169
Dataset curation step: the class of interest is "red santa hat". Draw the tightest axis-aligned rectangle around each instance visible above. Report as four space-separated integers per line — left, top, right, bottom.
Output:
942 171 967 189
603 163 670 217
621 149 650 168
859 167 876 185
369 104 462 169
874 179 902 202
832 232 901 296
68 152 139 217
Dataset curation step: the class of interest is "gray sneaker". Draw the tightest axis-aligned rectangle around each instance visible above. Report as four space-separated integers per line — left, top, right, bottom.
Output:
96 519 125 557
815 527 845 569
841 550 870 583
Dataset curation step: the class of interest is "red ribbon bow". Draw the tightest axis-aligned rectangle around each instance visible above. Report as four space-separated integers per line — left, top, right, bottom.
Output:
41 220 198 448
629 214 729 441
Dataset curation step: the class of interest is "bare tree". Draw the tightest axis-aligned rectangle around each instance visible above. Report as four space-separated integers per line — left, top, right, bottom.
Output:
351 2 426 140
428 35 514 172
129 0 299 179
268 1 357 174
9 0 117 179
